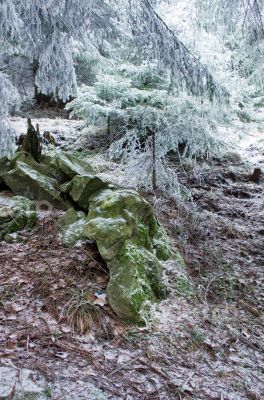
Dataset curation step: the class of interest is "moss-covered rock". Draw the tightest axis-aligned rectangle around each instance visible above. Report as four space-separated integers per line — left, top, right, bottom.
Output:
40 153 68 182
41 151 95 181
1 149 183 323
10 152 61 180
107 240 168 323
148 217 175 261
83 189 154 260
66 175 108 209
0 195 36 240
83 188 171 323
59 208 87 247
53 152 95 179
4 151 98 209
3 161 66 208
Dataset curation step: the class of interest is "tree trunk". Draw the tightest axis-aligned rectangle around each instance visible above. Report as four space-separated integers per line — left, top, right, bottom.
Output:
107 116 111 137
152 130 157 192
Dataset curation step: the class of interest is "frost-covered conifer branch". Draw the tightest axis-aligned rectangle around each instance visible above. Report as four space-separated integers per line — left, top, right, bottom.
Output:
0 0 21 43
67 64 226 194
0 72 20 156
196 0 264 91
129 0 229 100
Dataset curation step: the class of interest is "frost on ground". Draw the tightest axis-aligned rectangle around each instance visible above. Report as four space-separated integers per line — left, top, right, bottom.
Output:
0 114 263 399
9 116 84 151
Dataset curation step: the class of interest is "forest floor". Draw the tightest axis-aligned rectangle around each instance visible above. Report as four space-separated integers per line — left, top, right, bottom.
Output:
0 114 263 399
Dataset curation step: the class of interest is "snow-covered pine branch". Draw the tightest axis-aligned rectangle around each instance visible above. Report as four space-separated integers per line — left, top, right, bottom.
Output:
129 0 229 101
196 0 264 91
67 63 226 194
0 0 230 159
0 72 20 156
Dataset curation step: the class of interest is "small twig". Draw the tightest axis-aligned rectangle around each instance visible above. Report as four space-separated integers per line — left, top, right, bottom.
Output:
107 353 142 377
204 273 224 303
26 334 30 353
7 384 16 400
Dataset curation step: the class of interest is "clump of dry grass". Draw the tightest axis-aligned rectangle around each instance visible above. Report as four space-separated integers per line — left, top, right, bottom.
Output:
62 289 102 334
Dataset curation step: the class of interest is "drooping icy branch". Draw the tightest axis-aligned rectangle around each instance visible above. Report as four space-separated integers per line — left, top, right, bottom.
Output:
1 0 230 103
129 0 229 100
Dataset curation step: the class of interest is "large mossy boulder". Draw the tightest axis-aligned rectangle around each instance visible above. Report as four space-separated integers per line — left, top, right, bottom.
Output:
83 188 170 323
56 152 94 178
0 195 36 240
83 189 156 260
10 152 60 179
1 149 181 323
3 151 97 209
59 208 87 247
3 152 69 208
4 160 65 208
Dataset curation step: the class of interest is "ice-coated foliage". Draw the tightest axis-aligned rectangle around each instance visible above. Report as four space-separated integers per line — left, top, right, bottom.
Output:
67 64 225 194
109 96 225 193
73 43 103 86
0 72 20 157
1 0 228 102
0 0 20 43
35 34 77 102
129 0 229 100
66 64 170 124
1 0 229 159
196 0 264 92
1 0 122 102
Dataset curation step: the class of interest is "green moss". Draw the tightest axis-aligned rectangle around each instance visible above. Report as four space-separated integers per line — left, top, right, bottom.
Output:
1 211 36 236
83 188 183 323
69 175 108 209
173 250 186 268
152 224 174 261
10 152 59 179
0 195 37 240
107 240 167 323
134 223 152 249
4 160 67 209
174 277 193 298
0 196 37 239
54 152 95 179
131 288 152 316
